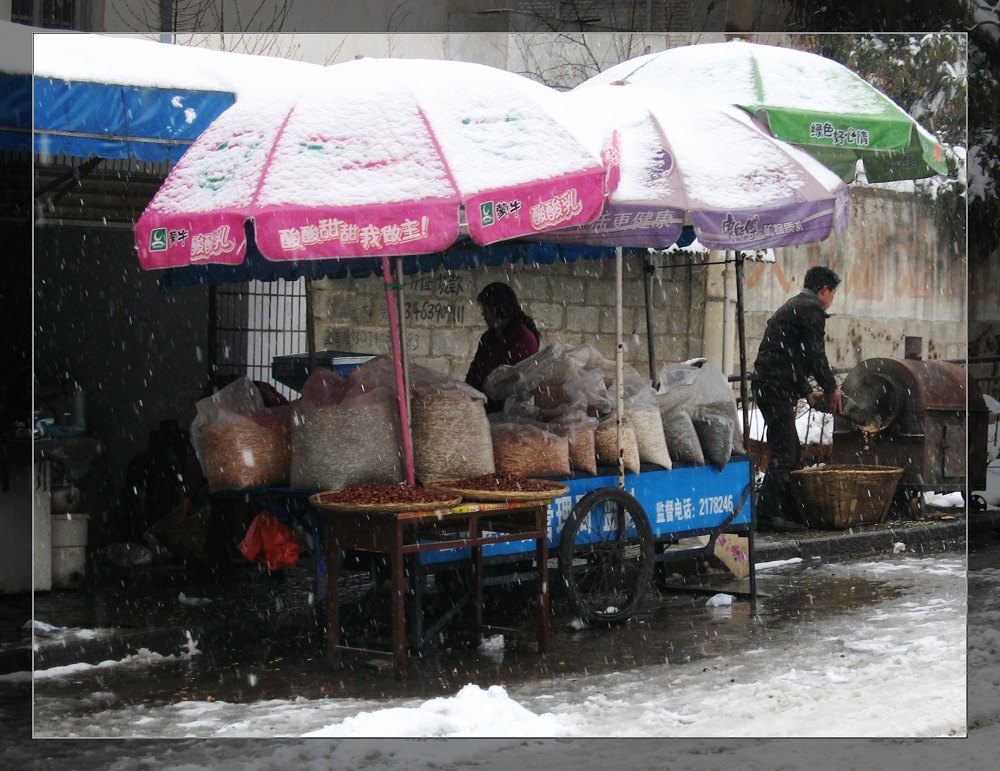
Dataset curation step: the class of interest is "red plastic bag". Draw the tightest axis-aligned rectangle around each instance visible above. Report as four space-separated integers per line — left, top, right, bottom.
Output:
239 511 300 570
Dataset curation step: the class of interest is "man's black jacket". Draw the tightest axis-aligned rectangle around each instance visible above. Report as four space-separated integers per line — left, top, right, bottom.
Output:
752 290 837 399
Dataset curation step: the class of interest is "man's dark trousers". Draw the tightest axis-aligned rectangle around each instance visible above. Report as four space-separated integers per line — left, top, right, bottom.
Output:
753 381 802 524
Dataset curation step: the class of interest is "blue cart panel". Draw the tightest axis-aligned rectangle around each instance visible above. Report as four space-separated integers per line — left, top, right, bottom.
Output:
418 458 752 566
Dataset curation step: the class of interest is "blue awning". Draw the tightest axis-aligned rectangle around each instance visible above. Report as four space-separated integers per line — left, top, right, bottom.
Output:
156 223 699 291
0 73 30 152
0 73 235 163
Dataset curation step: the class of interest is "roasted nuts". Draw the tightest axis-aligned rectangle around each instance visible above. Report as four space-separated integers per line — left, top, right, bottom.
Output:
313 482 451 507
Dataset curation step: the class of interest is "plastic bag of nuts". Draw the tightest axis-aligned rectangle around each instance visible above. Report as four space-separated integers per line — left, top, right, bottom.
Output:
490 422 570 477
411 385 496 483
291 386 404 490
594 416 641 474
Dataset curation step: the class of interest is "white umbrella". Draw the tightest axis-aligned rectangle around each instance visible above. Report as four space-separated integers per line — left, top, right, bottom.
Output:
583 40 948 183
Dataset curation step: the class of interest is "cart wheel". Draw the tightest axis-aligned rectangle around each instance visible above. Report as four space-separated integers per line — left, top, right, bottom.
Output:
558 488 654 625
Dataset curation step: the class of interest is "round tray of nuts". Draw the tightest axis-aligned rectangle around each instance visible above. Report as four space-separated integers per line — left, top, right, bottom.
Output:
310 482 462 513
427 471 569 502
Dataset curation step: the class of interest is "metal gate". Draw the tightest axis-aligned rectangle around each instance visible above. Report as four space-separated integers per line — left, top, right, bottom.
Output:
209 278 310 399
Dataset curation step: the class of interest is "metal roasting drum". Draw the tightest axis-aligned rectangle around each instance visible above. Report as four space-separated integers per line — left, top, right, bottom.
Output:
833 355 988 497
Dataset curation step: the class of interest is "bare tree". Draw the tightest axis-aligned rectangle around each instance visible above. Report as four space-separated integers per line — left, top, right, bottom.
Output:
110 0 297 57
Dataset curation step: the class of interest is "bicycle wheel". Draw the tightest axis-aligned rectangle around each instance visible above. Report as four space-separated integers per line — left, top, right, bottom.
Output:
558 487 654 625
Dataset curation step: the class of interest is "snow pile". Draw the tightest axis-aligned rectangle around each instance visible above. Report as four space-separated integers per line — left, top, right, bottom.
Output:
30 29 321 94
304 684 575 738
923 491 965 508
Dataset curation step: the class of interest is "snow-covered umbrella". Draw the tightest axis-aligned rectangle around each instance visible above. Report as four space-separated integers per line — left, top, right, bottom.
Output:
135 57 608 269
581 40 948 184
134 57 611 486
525 83 850 495
540 83 851 251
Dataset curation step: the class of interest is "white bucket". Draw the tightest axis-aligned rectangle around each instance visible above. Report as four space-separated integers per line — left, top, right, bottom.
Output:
51 513 89 589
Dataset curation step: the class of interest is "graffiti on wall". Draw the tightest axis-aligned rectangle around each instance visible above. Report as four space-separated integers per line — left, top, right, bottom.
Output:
348 272 470 329
349 328 421 353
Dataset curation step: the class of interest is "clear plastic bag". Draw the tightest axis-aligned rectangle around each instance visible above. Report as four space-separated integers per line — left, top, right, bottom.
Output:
291 385 404 490
594 416 641 474
192 377 291 492
548 412 599 475
490 422 571 477
626 388 672 469
693 414 734 471
663 410 706 466
412 384 495 483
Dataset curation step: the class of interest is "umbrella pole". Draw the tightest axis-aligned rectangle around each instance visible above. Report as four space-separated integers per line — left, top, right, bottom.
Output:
380 255 416 487
395 257 413 447
616 246 625 491
735 251 757 608
643 251 657 386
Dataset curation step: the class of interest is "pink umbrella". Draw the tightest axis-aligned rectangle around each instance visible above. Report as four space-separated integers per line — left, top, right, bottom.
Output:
134 57 611 486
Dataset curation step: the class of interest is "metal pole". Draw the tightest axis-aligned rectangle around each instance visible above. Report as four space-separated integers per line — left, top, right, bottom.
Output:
395 258 412 442
304 278 316 372
380 256 416 487
735 252 756 606
616 246 626 490
643 253 657 385
722 252 735 376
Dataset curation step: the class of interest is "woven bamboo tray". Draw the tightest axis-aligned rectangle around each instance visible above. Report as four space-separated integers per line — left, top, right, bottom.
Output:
427 479 569 503
309 491 461 513
789 464 903 529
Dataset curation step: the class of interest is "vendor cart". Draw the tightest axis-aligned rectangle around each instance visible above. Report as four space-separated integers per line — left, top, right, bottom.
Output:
129 51 926 656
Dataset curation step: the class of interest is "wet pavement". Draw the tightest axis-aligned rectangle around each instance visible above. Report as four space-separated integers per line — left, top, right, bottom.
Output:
25 556 905 709
2 507 995 709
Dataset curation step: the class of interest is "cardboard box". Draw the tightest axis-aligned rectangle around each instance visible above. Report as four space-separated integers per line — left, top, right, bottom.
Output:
712 533 750 579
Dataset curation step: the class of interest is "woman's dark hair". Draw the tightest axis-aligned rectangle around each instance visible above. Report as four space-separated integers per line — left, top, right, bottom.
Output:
803 266 841 293
477 282 539 342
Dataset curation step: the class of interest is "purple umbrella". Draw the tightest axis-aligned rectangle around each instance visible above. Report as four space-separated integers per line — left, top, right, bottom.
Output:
540 83 850 250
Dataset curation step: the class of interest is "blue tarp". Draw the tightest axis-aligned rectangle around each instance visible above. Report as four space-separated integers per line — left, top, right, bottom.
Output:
0 73 30 152
0 73 235 163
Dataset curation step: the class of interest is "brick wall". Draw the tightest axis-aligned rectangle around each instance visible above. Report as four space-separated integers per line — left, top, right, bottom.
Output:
313 251 708 384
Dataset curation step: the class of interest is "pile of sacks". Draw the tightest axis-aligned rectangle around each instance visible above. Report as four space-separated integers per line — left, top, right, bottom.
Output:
192 348 744 494
654 357 745 471
192 357 497 492
484 343 673 477
483 345 742 477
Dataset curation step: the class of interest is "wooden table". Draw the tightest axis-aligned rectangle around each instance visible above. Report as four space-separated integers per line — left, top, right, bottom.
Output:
322 499 551 679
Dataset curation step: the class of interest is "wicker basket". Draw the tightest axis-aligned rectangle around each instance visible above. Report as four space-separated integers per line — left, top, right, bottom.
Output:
789 464 904 529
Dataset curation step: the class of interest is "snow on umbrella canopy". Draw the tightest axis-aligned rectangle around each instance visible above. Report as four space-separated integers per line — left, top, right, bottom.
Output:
134 57 609 269
581 40 948 184
538 84 850 251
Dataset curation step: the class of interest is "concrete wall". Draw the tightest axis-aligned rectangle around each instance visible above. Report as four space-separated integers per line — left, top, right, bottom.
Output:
310 186 965 391
743 188 967 373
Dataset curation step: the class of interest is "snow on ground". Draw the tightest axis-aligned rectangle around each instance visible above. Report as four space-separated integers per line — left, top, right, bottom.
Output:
28 555 965 741
4 551 995 769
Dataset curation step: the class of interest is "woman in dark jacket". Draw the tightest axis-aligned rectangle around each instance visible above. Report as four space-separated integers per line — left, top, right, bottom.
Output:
465 282 540 410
